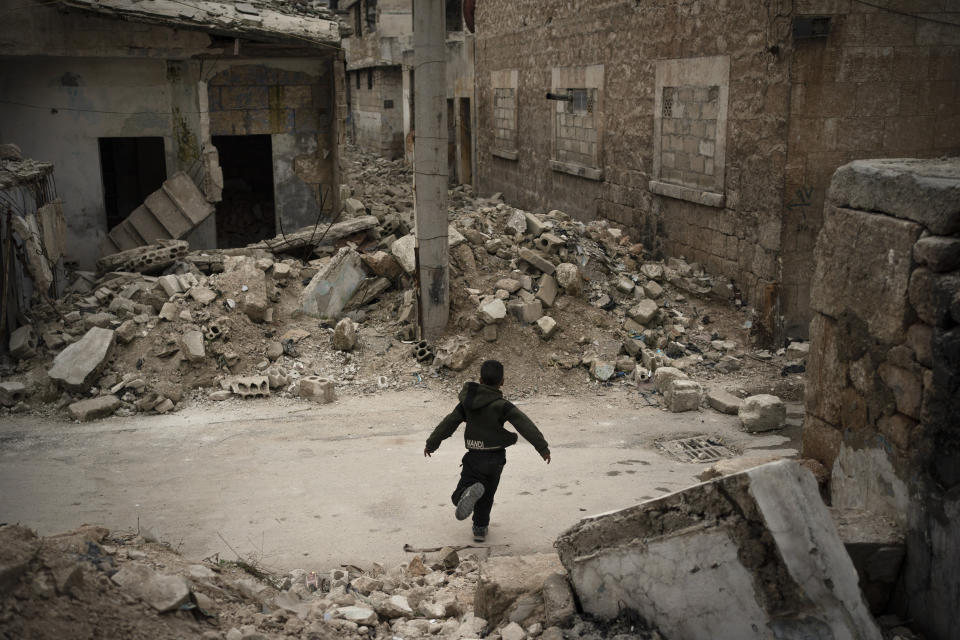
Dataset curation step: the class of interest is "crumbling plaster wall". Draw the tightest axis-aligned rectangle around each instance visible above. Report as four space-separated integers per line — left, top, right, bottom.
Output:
475 0 792 335
802 159 960 640
781 3 960 339
349 66 404 159
207 59 338 231
0 1 339 267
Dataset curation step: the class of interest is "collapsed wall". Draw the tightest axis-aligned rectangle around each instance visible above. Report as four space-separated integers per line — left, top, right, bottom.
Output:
555 460 880 640
801 158 960 640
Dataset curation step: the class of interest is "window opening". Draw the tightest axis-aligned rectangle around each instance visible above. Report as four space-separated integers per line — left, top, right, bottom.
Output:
446 0 462 32
367 68 373 90
366 0 377 31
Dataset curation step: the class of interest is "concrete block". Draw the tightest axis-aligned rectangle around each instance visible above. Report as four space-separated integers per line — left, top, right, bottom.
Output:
496 278 522 293
300 248 365 318
616 276 635 293
190 287 217 305
652 366 688 393
391 234 417 274
68 395 121 421
628 299 659 326
180 330 205 363
739 394 787 431
230 377 270 398
663 379 702 412
47 327 116 391
9 325 38 360
300 376 335 403
524 213 546 237
707 388 742 414
344 197 365 216
556 460 881 640
157 274 183 298
362 251 403 280
535 316 557 339
518 248 556 275
536 274 559 308
475 553 563 627
513 300 543 324
643 280 664 299
590 360 615 382
0 381 27 407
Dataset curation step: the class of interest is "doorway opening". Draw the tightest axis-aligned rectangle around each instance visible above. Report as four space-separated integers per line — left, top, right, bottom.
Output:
212 134 275 248
98 137 167 230
447 99 456 185
457 97 473 186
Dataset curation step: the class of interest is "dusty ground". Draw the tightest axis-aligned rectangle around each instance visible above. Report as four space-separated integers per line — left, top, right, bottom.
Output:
0 389 799 573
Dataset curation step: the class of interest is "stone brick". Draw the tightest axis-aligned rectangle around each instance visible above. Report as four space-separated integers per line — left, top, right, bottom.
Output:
801 415 843 477
536 274 559 308
68 396 120 422
810 206 921 345
805 314 846 425
913 236 960 272
878 363 922 420
909 268 960 328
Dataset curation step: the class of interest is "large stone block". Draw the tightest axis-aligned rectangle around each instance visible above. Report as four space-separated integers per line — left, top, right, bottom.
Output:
828 158 960 235
556 460 881 640
475 553 563 627
810 205 922 345
300 248 365 318
47 327 116 391
68 395 121 422
908 268 960 328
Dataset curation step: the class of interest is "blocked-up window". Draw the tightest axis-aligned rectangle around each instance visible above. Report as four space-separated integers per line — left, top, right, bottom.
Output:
550 65 603 181
650 56 729 207
490 69 519 161
366 0 377 30
555 88 598 171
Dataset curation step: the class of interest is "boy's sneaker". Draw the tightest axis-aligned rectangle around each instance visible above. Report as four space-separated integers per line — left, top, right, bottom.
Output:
455 482 485 521
472 526 487 542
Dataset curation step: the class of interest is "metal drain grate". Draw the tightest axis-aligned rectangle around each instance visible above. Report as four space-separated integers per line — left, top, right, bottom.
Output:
657 436 735 463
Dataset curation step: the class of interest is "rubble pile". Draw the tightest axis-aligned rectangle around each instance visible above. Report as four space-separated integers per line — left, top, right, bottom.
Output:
0 523 663 640
1 146 808 422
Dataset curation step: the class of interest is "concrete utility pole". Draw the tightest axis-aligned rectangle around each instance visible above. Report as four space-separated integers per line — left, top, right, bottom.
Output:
413 0 449 340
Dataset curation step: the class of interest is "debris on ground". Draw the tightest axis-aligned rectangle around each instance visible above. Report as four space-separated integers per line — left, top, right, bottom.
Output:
1 146 807 424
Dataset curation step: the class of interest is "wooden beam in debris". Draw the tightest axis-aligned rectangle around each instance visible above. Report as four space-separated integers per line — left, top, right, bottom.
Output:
251 215 379 254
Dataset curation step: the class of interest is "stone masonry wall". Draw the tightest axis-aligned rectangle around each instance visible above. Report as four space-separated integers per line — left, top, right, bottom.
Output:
802 159 960 640
781 2 960 339
475 0 960 342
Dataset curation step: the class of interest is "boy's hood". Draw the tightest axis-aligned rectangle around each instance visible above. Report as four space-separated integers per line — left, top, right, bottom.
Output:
458 381 502 410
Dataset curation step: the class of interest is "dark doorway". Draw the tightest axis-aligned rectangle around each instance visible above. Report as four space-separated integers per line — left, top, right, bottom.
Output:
98 137 166 230
212 135 275 248
458 97 472 186
447 99 456 186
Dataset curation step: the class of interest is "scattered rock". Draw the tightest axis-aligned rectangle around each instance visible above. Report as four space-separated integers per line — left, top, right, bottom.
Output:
332 318 358 351
111 563 191 613
68 396 121 421
9 325 38 360
707 388 742 415
739 394 787 432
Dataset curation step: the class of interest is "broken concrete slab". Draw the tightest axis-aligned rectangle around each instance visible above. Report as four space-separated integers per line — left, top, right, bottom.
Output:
300 248 365 318
253 216 378 253
518 248 556 275
475 553 564 627
739 394 786 432
556 460 881 640
47 327 116 391
479 298 507 324
707 388 742 415
68 395 121 421
652 366 687 393
111 563 191 613
9 324 38 360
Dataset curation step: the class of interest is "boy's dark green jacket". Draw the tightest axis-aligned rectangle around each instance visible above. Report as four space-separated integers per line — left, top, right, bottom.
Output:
425 382 549 455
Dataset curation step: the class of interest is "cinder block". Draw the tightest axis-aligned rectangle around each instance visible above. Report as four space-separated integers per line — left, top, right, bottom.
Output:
300 376 336 404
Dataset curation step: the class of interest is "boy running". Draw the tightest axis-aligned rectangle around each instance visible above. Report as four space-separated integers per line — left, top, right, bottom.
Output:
423 360 551 542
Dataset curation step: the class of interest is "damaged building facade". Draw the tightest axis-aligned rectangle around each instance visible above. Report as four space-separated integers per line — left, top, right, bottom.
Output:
341 0 476 186
0 0 347 270
474 1 959 341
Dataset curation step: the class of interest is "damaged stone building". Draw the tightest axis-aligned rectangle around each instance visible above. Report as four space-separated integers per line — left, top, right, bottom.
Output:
340 0 477 186
474 1 959 341
0 0 348 270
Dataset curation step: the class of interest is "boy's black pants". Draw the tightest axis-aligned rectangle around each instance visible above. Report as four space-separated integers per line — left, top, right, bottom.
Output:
451 449 506 527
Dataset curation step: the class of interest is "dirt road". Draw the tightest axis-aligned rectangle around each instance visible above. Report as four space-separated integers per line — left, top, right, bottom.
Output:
0 389 797 572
